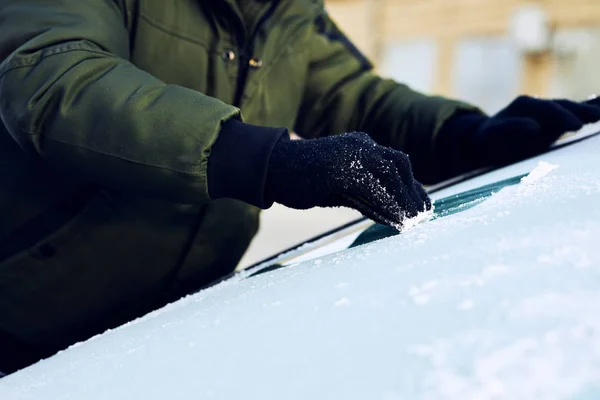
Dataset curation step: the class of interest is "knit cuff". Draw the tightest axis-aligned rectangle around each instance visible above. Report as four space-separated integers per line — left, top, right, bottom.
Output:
207 119 288 208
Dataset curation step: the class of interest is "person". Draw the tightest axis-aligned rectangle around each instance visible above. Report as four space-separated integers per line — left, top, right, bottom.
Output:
1 0 599 374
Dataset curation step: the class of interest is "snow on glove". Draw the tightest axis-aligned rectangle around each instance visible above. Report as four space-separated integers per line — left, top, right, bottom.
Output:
437 95 600 174
264 132 432 227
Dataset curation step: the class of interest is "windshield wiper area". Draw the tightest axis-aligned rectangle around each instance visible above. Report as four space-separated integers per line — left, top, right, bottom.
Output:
247 173 527 279
349 173 527 248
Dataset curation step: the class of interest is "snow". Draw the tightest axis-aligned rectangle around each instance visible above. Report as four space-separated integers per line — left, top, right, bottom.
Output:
458 299 474 310
333 297 351 307
397 207 435 232
1 132 600 399
520 161 559 185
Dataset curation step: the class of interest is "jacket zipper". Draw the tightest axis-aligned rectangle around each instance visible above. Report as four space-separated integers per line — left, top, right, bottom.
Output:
232 0 280 108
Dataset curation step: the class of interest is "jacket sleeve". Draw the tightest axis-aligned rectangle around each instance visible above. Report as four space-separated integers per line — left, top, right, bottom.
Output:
294 10 483 183
0 0 240 203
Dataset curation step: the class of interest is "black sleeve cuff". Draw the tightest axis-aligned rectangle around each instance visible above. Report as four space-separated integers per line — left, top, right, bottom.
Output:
207 119 288 209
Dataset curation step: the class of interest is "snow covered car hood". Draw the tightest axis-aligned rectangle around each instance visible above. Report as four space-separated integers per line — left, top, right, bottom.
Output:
1 127 600 399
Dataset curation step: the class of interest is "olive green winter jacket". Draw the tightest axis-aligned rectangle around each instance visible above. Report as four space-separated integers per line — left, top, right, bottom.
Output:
0 0 477 372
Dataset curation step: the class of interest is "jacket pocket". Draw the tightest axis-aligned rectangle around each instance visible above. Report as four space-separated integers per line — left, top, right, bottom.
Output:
0 191 192 351
0 187 96 264
0 190 112 347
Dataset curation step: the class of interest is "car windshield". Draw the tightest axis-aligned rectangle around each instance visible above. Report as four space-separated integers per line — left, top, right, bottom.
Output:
247 173 527 279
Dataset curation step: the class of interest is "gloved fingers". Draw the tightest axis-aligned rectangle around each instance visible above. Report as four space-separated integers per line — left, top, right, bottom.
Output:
484 117 541 142
344 166 419 226
501 96 584 135
584 95 600 107
341 194 403 227
554 100 600 125
499 96 565 120
414 182 432 212
497 96 548 119
537 101 583 134
541 107 583 138
402 179 428 214
324 185 402 226
380 147 424 209
477 117 548 165
382 146 414 179
373 162 422 219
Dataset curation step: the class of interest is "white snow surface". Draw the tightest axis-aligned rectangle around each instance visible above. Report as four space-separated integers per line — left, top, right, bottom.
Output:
1 133 600 399
520 161 559 185
399 207 436 232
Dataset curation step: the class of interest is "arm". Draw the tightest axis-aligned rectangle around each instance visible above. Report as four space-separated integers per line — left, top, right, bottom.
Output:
294 10 482 184
0 0 283 206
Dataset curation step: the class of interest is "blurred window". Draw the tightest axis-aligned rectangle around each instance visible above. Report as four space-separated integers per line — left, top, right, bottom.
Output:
379 39 437 94
549 26 600 100
452 36 522 114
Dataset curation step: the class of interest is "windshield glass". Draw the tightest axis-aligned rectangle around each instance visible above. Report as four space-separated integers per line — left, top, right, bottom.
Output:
248 173 527 278
349 173 526 248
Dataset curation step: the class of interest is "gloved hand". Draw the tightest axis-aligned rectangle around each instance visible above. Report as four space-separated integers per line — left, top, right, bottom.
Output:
265 132 432 227
437 95 600 173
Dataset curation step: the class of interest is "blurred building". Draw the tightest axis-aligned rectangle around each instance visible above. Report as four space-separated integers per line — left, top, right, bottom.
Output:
327 0 600 113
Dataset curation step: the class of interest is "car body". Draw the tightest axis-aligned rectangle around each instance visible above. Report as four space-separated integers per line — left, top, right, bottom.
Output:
1 125 600 399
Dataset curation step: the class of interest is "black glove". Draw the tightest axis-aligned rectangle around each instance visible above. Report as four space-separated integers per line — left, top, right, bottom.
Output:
437 95 600 174
265 133 432 227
